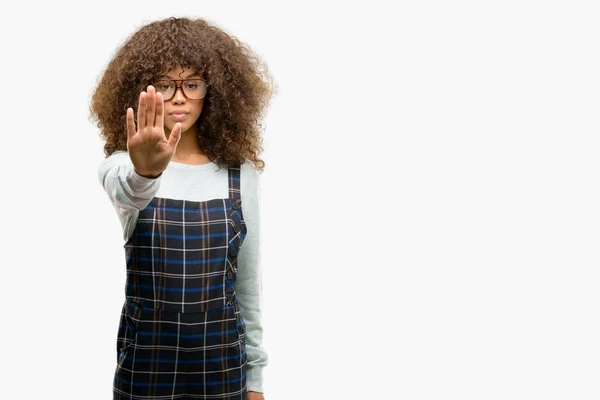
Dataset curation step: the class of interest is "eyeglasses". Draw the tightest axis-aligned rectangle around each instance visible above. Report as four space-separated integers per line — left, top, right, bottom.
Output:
151 79 209 101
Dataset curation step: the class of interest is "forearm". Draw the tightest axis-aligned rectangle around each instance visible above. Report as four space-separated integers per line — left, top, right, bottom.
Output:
98 151 162 212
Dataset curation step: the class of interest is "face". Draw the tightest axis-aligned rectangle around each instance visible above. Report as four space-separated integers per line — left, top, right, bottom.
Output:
154 65 206 136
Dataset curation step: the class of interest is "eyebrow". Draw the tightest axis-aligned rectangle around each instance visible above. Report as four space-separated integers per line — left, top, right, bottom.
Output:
157 72 202 79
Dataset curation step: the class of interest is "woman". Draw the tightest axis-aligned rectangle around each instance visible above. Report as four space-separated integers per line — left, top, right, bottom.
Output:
89 16 276 399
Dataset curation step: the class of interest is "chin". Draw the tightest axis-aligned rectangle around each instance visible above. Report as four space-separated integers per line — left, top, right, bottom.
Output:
167 122 186 132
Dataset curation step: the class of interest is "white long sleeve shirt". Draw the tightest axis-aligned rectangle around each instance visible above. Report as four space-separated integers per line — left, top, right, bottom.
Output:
97 150 267 393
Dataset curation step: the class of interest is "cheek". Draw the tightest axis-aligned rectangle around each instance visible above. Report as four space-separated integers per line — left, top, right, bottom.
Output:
195 101 205 115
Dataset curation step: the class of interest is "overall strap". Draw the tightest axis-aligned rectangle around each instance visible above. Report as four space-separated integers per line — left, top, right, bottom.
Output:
228 163 242 201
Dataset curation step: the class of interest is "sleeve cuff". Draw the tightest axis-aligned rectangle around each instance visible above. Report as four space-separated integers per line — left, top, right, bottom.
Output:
246 365 264 393
129 168 162 190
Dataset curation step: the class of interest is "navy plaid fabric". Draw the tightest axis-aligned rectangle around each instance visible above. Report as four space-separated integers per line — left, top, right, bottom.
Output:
113 164 248 399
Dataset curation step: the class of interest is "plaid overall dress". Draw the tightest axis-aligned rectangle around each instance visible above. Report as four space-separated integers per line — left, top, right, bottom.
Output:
113 164 248 399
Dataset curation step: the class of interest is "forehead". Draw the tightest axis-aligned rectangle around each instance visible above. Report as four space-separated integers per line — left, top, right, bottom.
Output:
158 66 201 79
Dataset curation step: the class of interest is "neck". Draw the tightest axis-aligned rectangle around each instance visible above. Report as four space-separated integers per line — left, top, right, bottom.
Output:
170 129 211 164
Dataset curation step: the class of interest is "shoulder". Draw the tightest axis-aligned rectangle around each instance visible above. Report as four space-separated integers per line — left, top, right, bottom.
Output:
99 150 130 169
97 150 130 184
240 159 261 182
240 159 261 197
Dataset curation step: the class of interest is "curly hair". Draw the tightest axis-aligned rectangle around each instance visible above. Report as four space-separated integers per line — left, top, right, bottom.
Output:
89 16 277 170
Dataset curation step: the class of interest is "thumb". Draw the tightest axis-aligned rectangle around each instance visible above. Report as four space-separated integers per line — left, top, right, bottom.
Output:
167 123 182 152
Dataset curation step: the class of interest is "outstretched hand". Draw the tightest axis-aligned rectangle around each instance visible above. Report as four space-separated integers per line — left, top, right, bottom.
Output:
126 85 182 177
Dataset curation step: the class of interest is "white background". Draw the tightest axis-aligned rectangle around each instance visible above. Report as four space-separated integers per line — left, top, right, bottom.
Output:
1 1 599 399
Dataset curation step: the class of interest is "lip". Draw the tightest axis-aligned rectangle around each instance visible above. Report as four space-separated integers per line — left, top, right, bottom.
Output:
169 111 189 121
170 113 189 121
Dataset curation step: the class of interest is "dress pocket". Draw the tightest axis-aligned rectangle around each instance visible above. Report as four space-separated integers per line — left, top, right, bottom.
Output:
235 303 248 338
116 300 143 359
231 305 247 366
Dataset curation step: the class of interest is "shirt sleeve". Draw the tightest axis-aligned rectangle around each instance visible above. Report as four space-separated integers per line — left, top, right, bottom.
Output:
236 160 269 393
97 150 162 241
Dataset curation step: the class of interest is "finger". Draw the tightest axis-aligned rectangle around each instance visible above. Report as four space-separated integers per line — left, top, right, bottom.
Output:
155 92 164 133
126 108 136 141
167 123 182 152
137 91 147 135
146 85 156 128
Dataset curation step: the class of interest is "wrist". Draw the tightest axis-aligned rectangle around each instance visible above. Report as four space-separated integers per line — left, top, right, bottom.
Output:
134 168 162 179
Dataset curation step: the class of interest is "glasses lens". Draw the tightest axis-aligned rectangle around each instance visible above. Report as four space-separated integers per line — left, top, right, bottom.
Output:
182 79 207 100
155 81 175 99
153 80 207 100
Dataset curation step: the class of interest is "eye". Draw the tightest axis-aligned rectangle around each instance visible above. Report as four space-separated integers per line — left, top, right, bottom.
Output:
155 81 174 91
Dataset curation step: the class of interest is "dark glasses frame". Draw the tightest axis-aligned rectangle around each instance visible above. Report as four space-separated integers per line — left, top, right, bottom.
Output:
151 78 210 101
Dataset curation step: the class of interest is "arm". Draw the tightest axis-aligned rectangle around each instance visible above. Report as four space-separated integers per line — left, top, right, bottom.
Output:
236 161 269 394
97 150 163 240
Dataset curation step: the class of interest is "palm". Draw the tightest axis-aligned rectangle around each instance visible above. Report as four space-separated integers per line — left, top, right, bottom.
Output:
127 128 170 163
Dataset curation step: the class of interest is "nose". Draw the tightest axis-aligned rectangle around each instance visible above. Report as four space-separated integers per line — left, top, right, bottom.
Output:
172 87 186 103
